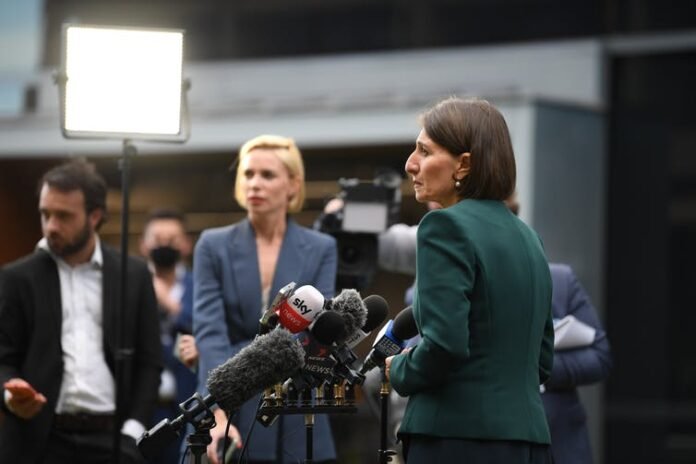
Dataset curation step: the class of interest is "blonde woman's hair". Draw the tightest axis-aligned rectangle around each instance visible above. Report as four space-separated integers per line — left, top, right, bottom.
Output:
233 134 306 213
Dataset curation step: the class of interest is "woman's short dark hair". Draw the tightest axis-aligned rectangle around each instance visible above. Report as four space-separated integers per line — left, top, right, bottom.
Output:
420 97 516 201
38 159 108 228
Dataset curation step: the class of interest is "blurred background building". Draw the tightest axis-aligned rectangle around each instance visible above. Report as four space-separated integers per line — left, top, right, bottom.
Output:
1 1 695 462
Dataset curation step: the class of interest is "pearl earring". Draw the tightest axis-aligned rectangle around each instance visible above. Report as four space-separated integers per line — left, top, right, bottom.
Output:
455 180 461 188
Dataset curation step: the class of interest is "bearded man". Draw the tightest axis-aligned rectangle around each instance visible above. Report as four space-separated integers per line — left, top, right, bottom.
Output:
0 159 161 464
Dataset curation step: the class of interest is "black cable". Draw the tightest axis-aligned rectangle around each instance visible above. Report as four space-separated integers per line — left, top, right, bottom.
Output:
237 396 264 464
223 417 234 463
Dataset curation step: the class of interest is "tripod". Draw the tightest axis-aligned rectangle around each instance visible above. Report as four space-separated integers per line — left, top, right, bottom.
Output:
185 416 215 464
137 393 218 463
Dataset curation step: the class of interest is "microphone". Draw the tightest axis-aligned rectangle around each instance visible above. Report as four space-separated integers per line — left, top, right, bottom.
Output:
327 289 368 343
137 328 305 459
329 295 389 385
293 311 346 388
257 312 346 427
275 284 326 333
298 310 347 357
343 295 389 348
259 281 296 334
359 306 418 375
208 328 307 412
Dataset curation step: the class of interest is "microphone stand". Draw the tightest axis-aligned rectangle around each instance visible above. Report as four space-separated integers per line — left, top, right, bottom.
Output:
304 413 314 464
378 368 397 464
304 385 322 464
256 380 358 464
137 393 216 464
185 415 214 464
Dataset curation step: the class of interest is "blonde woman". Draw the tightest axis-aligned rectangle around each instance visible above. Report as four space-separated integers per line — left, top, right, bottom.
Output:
194 135 338 464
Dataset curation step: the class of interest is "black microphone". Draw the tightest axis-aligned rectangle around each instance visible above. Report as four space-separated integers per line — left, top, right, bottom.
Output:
359 306 418 375
329 295 390 385
137 328 305 459
328 289 368 343
343 294 389 348
299 310 347 356
293 310 347 388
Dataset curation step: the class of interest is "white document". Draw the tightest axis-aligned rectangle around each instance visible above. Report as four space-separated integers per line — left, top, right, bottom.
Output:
553 315 596 350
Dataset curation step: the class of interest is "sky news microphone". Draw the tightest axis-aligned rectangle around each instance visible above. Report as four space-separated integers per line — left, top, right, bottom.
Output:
343 294 389 348
275 284 326 333
359 306 418 375
137 328 305 459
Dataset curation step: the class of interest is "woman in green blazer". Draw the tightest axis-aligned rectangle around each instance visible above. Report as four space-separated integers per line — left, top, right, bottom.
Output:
386 97 555 463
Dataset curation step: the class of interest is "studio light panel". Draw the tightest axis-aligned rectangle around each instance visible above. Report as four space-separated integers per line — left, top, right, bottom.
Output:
61 25 184 139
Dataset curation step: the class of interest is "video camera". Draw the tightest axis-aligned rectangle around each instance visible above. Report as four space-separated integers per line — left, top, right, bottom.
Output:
315 169 402 290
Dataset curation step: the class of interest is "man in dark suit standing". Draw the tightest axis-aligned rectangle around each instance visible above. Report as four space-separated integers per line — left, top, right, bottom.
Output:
543 263 612 464
0 160 162 463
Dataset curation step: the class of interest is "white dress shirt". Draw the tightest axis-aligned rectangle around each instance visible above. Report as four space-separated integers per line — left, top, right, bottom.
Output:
37 237 143 438
38 236 116 414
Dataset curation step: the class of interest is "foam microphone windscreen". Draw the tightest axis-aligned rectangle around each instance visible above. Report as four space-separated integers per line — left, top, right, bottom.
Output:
310 310 347 346
329 289 368 342
344 294 389 348
361 295 389 332
206 328 305 412
391 306 418 340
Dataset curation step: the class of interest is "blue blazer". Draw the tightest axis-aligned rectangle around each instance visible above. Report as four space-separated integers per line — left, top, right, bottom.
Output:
543 263 612 464
193 218 338 462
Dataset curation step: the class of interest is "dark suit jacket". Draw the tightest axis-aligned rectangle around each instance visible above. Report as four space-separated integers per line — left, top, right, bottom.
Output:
543 263 612 464
0 244 162 463
193 218 337 462
390 200 554 444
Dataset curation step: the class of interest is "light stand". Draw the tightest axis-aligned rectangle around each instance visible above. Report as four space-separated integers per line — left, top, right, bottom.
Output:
57 23 189 464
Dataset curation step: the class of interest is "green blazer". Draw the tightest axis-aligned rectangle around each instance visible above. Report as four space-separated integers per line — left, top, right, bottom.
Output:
390 199 554 444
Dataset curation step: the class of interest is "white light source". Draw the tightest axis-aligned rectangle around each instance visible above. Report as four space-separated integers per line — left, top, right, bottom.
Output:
60 24 186 140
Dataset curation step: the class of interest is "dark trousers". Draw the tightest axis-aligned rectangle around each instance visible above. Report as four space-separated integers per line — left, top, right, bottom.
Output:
402 435 552 464
40 429 146 464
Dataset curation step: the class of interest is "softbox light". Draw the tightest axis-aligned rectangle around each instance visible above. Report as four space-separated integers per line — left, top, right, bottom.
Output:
59 24 187 141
